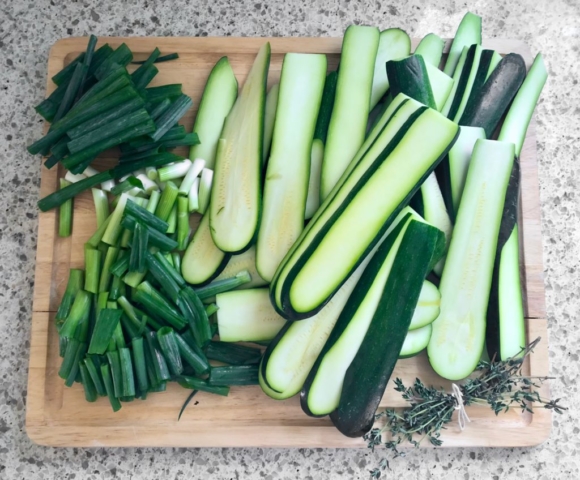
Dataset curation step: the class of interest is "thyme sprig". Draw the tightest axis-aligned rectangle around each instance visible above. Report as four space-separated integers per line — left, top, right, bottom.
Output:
365 338 566 478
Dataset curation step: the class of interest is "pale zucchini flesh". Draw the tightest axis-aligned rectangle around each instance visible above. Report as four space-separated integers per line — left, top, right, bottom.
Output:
210 43 270 253
425 63 454 111
320 25 380 200
217 288 286 342
415 33 445 68
257 53 327 282
400 324 432 358
370 28 411 108
263 83 280 164
286 105 459 316
428 139 515 380
443 12 482 76
189 56 238 169
305 138 324 220
409 280 440 330
213 245 267 290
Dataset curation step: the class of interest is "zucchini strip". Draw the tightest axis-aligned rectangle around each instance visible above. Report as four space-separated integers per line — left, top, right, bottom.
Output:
257 53 327 281
262 83 280 164
443 11 482 76
399 324 432 358
414 33 445 68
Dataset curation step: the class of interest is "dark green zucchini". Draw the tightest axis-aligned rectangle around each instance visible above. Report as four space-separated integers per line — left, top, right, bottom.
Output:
460 53 527 138
330 219 445 437
270 95 459 320
468 49 496 97
386 55 436 109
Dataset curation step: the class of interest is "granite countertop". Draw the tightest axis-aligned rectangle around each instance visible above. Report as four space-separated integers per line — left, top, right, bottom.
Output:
1 0 579 478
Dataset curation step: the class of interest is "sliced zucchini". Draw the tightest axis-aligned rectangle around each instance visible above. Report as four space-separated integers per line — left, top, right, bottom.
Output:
399 324 432 358
428 139 515 380
436 126 486 221
415 33 445 67
263 83 280 164
213 246 267 290
331 220 445 437
460 53 527 138
306 72 338 220
387 55 436 109
320 25 380 200
425 63 454 111
216 288 286 342
487 51 503 81
370 28 411 108
301 212 418 417
189 56 238 169
182 214 231 285
256 53 327 282
409 280 440 330
443 12 482 76
261 207 415 400
442 44 483 122
469 49 496 98
210 43 270 253
272 95 459 319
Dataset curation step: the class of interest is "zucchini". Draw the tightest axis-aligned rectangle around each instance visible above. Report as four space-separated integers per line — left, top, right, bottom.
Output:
387 55 436 109
263 83 280 164
331 219 445 437
189 57 238 169
210 43 270 253
182 214 231 285
487 51 503 80
305 72 338 220
320 25 380 200
301 212 419 417
442 44 483 122
487 53 548 361
425 63 455 111
409 280 440 330
460 53 527 138
428 139 515 380
271 95 459 319
443 12 482 76
414 33 445 67
468 49 496 98
399 324 432 358
436 126 486 221
257 53 327 281
216 288 286 343
370 28 411 108
213 246 267 290
261 206 416 400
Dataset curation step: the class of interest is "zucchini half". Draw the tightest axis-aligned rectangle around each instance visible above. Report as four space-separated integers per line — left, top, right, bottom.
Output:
301 212 419 417
400 324 432 359
210 43 270 253
271 95 459 320
256 53 327 282
331 219 446 437
428 139 515 380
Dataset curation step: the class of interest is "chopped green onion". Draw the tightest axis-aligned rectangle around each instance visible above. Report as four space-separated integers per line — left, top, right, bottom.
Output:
178 158 205 195
79 362 98 402
150 94 193 142
112 152 186 181
94 43 133 80
171 253 181 273
121 215 178 251
131 337 149 394
125 199 168 233
177 375 230 396
133 64 158 90
178 287 212 348
175 333 210 375
98 246 119 292
154 181 179 222
205 341 262 366
208 365 260 386
154 251 185 287
145 252 181 303
188 177 200 212
205 303 219 317
194 270 251 300
64 171 87 183
158 159 192 182
160 132 199 149
134 281 186 330
58 179 73 237
124 270 148 288
157 327 183 376
84 246 102 294
146 166 158 181
53 62 87 123
197 168 213 215
166 203 177 235
102 193 130 246
55 269 84 325
176 196 190 250
109 274 126 300
88 308 122 354
110 250 130 277
144 84 183 103
101 363 122 411
130 223 149 274
145 330 171 383
106 350 123 397
119 347 136 397
91 188 110 228
59 290 92 339
84 356 107 396
146 190 160 214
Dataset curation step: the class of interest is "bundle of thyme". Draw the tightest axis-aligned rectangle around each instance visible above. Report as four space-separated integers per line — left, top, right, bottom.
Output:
365 338 566 478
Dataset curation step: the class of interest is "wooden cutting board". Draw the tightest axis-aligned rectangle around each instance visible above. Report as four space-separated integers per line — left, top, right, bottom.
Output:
26 36 551 448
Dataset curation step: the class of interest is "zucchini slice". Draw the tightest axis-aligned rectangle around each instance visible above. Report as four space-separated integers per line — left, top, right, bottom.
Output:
414 33 445 68
320 25 380 200
301 212 418 417
370 28 411 108
443 12 482 76
216 288 286 343
331 220 446 437
399 324 432 358
387 55 436 109
182 214 231 285
428 139 515 380
442 44 483 122
272 95 459 319
409 280 440 330
261 207 415 399
210 43 270 253
263 83 280 164
460 53 527 138
436 126 486 221
425 63 454 111
189 57 238 169
487 51 503 81
256 53 327 282
306 72 338 220
213 246 267 290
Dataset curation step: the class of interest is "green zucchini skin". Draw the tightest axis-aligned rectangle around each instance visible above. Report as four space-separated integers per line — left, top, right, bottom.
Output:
300 215 412 417
274 101 459 320
469 49 495 98
387 55 436 109
330 220 445 437
486 159 521 360
446 44 482 121
460 54 527 138
314 71 338 143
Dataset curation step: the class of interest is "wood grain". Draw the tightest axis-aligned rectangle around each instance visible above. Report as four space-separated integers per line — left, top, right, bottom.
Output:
27 36 550 448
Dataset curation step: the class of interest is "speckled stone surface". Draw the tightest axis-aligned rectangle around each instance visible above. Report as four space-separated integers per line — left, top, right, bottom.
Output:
1 0 579 478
